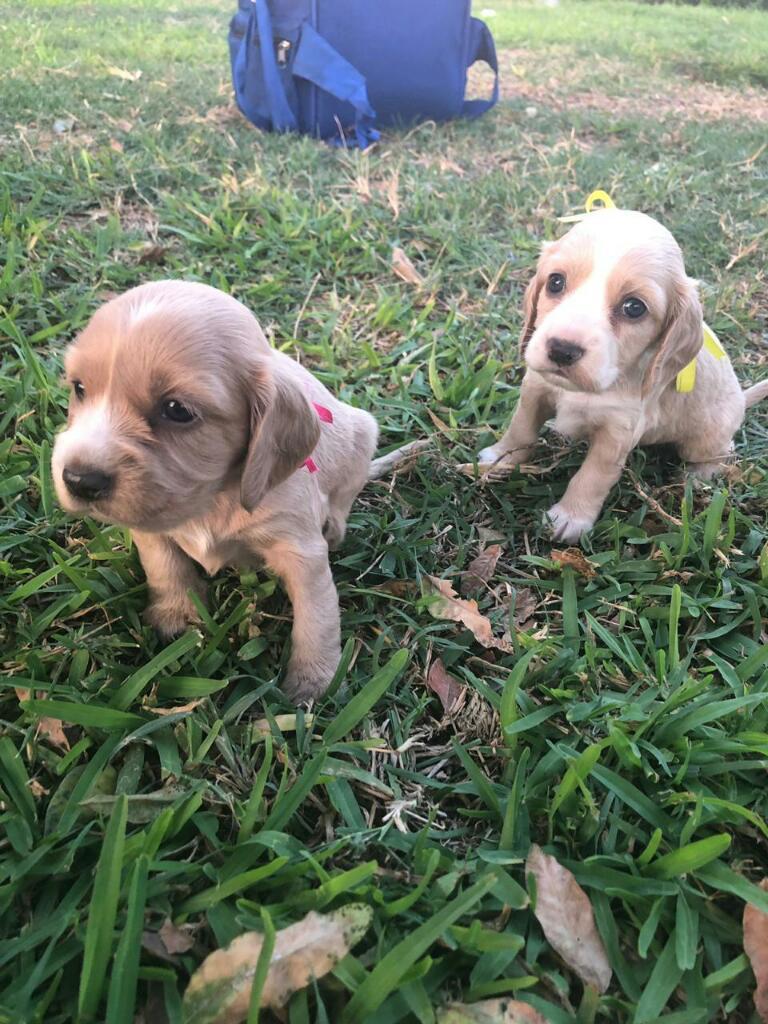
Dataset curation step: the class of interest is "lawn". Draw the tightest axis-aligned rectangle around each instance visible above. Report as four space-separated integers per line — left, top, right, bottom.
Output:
1 0 768 1021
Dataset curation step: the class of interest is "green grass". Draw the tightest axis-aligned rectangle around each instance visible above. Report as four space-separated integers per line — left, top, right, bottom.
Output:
1 0 768 1021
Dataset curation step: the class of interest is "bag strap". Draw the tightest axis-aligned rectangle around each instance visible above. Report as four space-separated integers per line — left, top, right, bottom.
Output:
292 23 379 148
462 17 499 119
232 0 297 131
234 0 378 147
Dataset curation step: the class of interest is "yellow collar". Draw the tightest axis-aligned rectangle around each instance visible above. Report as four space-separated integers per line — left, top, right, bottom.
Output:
676 324 727 393
562 193 729 394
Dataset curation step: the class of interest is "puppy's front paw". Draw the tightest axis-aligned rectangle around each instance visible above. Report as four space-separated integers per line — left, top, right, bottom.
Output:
283 653 339 704
145 596 201 640
478 443 520 468
547 503 596 545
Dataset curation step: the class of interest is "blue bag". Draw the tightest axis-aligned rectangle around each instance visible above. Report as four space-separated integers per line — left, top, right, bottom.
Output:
228 0 499 148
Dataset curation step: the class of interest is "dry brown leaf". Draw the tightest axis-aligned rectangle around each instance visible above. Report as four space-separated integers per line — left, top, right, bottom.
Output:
426 407 456 437
142 930 180 964
438 157 466 177
438 999 547 1023
392 246 424 287
16 687 70 749
109 137 124 153
251 713 314 738
550 547 597 579
159 917 196 955
147 699 205 716
182 904 372 1023
460 545 503 595
426 658 466 715
526 845 612 994
743 879 768 1021
511 587 538 629
423 575 512 652
137 243 168 265
106 64 142 81
477 526 506 545
386 170 400 219
373 580 418 598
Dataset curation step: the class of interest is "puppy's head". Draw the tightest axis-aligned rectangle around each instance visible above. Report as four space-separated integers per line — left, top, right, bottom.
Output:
52 281 319 532
520 208 703 396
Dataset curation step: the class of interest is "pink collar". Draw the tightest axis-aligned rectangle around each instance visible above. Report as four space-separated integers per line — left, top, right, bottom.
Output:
303 401 333 473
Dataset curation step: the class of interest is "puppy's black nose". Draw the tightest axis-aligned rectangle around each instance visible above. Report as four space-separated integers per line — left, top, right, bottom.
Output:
547 337 585 368
62 466 113 501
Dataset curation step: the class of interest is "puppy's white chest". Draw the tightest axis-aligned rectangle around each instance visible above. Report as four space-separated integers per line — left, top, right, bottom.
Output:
170 523 252 575
553 391 641 442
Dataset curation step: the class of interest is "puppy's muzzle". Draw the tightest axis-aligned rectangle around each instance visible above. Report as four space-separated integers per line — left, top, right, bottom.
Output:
62 466 114 502
547 337 585 368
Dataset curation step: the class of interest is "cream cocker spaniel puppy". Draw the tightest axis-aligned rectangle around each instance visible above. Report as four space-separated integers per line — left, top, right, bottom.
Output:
480 208 768 543
52 281 378 701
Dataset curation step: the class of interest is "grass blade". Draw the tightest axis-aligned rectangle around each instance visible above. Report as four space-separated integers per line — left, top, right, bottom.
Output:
105 855 150 1024
322 648 409 746
341 873 496 1022
78 793 128 1021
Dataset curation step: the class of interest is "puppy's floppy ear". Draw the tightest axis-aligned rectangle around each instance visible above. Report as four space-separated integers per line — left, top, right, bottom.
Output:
240 362 321 512
520 242 553 356
642 276 703 398
520 273 543 356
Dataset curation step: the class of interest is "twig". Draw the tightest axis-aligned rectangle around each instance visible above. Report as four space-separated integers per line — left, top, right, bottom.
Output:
627 470 682 526
368 439 431 480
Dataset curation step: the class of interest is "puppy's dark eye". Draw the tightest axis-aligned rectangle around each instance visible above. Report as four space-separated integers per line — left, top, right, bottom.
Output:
546 273 566 295
72 380 85 401
161 399 196 424
622 297 647 320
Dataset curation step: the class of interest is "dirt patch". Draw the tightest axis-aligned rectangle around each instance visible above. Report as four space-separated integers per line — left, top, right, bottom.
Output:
489 49 768 124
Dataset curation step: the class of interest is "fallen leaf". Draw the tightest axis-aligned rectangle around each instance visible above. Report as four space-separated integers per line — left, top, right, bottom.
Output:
17 687 70 749
526 844 612 994
392 246 424 287
372 580 417 598
386 170 400 219
142 930 180 965
438 999 547 1023
511 587 538 629
109 137 124 153
477 526 506 545
426 658 466 714
438 157 465 177
743 879 768 1021
550 547 597 579
106 64 142 81
182 903 372 1023
423 575 512 652
29 779 49 798
137 243 168 265
460 545 503 595
147 698 204 716
251 713 314 739
160 917 196 955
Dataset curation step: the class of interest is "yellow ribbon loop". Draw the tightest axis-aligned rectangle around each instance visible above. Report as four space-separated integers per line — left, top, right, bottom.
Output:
584 189 616 212
676 323 727 393
558 189 617 223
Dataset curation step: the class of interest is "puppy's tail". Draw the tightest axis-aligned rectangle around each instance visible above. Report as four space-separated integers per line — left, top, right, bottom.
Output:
368 439 431 480
744 380 768 409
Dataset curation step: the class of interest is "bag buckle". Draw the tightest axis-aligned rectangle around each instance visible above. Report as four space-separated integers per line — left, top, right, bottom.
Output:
276 39 291 65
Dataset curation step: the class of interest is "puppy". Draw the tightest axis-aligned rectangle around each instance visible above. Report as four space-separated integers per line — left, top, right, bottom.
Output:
480 208 768 543
52 281 378 701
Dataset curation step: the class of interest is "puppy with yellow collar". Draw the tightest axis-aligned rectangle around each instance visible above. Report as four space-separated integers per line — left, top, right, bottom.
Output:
480 199 768 543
